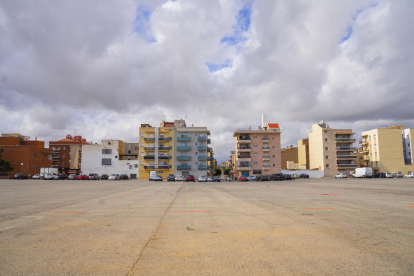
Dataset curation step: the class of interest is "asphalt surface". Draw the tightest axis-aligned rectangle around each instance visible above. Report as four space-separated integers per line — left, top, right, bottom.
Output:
0 178 413 275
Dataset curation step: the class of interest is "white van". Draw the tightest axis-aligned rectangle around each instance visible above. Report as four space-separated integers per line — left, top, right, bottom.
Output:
353 167 373 178
149 171 157 181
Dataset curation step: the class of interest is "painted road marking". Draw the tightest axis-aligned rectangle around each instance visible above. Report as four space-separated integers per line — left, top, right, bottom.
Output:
47 211 85 213
303 208 335 210
173 211 211 213
321 194 339 196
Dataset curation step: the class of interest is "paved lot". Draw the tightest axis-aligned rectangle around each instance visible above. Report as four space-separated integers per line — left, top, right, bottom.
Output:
0 178 413 275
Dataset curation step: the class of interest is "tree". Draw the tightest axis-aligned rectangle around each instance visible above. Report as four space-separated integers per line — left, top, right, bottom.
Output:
215 168 222 176
0 148 14 172
223 169 231 176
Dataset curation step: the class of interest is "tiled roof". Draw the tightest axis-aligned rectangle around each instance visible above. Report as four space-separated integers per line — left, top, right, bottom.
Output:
268 123 280 129
58 138 73 142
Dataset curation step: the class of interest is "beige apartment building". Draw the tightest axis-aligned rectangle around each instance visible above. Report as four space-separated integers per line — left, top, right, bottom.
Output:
281 147 298 170
233 116 281 177
308 121 357 176
360 126 414 174
298 138 309 169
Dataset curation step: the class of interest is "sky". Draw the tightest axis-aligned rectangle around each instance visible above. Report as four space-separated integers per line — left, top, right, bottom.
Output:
1 0 414 163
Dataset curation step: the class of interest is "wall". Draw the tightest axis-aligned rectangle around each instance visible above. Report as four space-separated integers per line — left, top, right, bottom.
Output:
282 170 324 178
308 124 324 171
377 129 408 174
298 139 309 169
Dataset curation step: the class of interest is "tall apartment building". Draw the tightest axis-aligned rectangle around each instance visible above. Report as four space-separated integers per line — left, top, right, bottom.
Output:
0 133 53 177
233 116 282 178
175 125 211 178
308 121 357 176
49 134 89 174
82 140 138 179
360 126 414 174
298 138 309 169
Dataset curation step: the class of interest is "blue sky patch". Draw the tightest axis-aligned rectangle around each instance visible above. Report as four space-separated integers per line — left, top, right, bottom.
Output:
205 59 233 72
132 5 156 42
341 2 378 43
220 2 252 46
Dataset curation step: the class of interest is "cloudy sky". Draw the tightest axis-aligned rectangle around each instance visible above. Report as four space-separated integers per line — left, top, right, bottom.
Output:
1 0 413 163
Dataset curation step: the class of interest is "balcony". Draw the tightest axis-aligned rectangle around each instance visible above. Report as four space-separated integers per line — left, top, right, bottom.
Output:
177 165 191 170
177 156 191 161
159 156 170 160
336 147 356 151
237 139 251 144
177 137 191 142
198 156 207 161
159 137 172 142
263 157 270 161
238 157 251 162
144 138 155 142
52 156 60 160
336 155 357 159
198 137 207 142
336 164 358 168
335 138 356 143
158 165 169 170
263 147 271 152
198 146 207 151
359 140 368 145
143 165 170 170
262 138 270 142
263 166 271 170
177 146 191 151
208 148 211 152
144 156 155 160
364 156 370 161
144 147 155 151
53 149 60 153
51 164 59 168
198 165 208 170
159 146 172 151
207 139 211 144
237 166 251 171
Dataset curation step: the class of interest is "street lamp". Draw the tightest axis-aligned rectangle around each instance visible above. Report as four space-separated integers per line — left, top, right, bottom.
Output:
21 163 23 174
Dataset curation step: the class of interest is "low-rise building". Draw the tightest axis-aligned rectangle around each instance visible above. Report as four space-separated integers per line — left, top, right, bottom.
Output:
0 133 53 177
281 147 298 170
82 140 138 179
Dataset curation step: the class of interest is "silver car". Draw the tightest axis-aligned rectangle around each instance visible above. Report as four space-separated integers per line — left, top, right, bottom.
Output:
108 174 120 181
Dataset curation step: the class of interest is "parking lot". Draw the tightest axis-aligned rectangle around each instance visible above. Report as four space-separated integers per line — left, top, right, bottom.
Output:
0 178 413 275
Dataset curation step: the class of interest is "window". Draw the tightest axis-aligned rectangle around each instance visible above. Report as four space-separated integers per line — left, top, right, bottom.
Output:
135 147 138 150
254 162 258 165
160 134 164 138
141 134 144 138
63 147 66 150
135 164 138 168
140 152 144 156
129 165 133 169
102 158 111 165
273 155 275 158
326 164 329 168
33 153 37 157
324 130 327 133
32 165 36 171
325 138 328 142
141 143 144 147
62 162 65 166
325 147 328 150
140 162 144 166
254 153 258 157
253 170 262 174
48 155 52 160
325 156 328 159
272 146 275 149
108 142 111 145
149 134 154 138
63 155 65 158
43 153 46 158
253 144 258 148
272 137 274 140
273 164 275 167
253 135 257 138
102 149 112 154
128 150 131 154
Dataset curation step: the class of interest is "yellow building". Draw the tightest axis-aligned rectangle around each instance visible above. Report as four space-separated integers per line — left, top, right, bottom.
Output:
281 147 298 170
360 127 414 174
138 121 175 180
298 138 309 169
308 121 357 176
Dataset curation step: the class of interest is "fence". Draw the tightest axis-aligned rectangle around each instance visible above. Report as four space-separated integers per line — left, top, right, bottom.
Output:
0 172 11 179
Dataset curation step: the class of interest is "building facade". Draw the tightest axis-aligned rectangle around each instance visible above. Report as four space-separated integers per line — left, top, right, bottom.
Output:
308 121 357 176
82 140 138 179
360 126 414 174
233 116 282 177
0 133 53 177
298 138 309 169
281 147 298 170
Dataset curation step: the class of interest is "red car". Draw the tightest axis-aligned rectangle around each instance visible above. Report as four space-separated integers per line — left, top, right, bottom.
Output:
239 176 248 182
77 175 88 180
186 175 195 182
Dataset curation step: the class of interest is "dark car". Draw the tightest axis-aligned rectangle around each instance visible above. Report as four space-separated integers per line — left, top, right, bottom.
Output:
120 174 129 180
255 175 263 181
167 174 175 181
186 175 195 182
300 173 309 178
260 175 269 181
89 173 101 180
273 173 284 181
284 174 293 180
58 173 68 180
101 174 109 180
374 172 386 178
213 176 220 182
14 173 28 179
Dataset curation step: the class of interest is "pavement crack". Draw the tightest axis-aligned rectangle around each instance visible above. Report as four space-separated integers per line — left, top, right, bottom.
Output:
126 182 184 276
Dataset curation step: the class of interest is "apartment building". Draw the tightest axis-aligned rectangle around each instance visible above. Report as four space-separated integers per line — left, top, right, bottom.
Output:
0 133 53 177
233 116 282 177
298 138 309 169
308 121 357 176
360 126 414 174
175 125 211 178
281 147 298 170
49 134 89 174
82 140 138 179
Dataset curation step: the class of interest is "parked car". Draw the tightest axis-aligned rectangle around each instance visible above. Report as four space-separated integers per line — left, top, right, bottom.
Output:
120 174 129 180
207 177 213 182
198 175 207 182
261 175 270 181
101 174 109 180
154 175 163 181
239 176 248 182
44 173 55 180
213 176 220 182
32 174 41 179
88 173 101 180
373 172 386 178
175 175 185 181
77 174 89 180
167 174 175 181
68 174 78 180
300 173 309 178
225 176 232 181
353 167 373 178
385 172 394 178
292 174 300 179
51 173 60 180
247 175 257 181
108 174 120 181
405 173 414 178
273 173 284 181
57 173 68 180
394 173 403 178
335 173 347 179
186 175 195 182
14 173 28 179
284 174 293 180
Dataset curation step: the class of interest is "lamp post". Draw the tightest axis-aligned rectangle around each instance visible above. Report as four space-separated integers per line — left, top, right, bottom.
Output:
21 163 23 174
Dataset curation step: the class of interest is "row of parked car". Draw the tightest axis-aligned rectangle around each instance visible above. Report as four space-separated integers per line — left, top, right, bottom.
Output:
335 172 414 179
14 173 130 180
237 173 309 182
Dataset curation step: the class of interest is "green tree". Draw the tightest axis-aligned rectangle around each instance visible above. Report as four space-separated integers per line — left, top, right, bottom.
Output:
0 148 14 172
215 168 222 176
223 169 231 175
